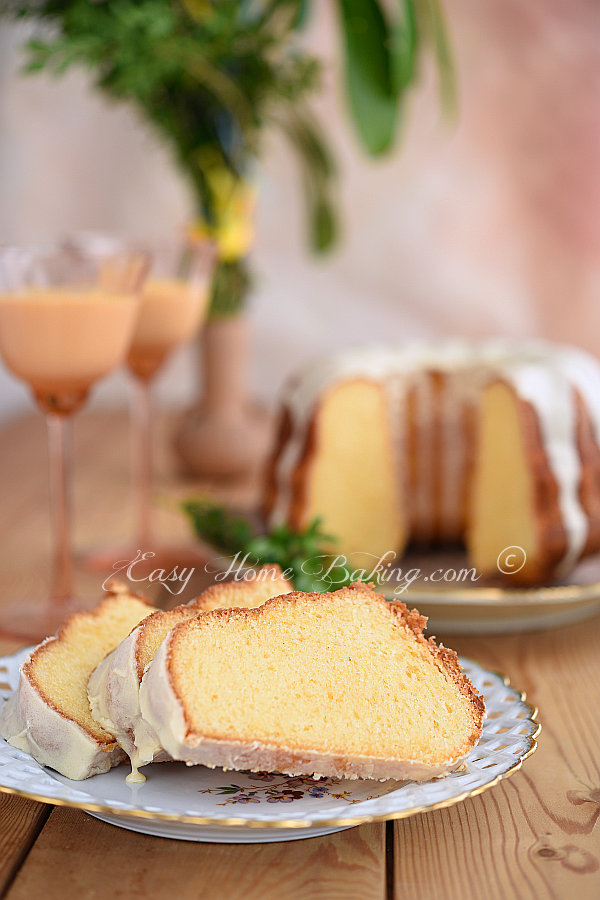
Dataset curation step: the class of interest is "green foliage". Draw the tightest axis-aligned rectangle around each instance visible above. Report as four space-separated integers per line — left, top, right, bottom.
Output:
181 497 256 556
419 0 456 116
390 0 418 93
336 0 398 155
182 498 366 592
209 258 251 317
8 1 325 222
335 0 455 154
4 0 454 314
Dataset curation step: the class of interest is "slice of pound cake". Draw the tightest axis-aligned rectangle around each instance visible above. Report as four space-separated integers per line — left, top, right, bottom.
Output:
139 584 485 782
0 581 152 780
88 565 293 778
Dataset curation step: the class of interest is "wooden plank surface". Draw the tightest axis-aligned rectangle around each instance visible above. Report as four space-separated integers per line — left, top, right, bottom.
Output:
0 410 257 611
393 621 600 900
5 809 384 900
0 796 50 898
0 411 599 899
0 635 54 898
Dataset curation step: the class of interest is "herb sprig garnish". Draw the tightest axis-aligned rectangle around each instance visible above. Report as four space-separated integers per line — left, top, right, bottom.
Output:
182 498 363 592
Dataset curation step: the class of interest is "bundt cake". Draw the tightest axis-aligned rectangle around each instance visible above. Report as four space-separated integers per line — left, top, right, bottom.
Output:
263 341 600 584
0 581 152 780
138 584 484 781
88 565 293 779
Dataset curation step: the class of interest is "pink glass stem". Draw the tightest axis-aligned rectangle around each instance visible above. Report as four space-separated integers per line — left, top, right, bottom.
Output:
46 413 74 606
132 376 153 550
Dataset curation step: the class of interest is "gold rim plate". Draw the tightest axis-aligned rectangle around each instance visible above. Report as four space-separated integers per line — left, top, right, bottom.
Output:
0 653 539 832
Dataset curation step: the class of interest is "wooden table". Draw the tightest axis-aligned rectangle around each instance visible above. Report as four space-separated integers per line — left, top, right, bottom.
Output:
0 411 599 900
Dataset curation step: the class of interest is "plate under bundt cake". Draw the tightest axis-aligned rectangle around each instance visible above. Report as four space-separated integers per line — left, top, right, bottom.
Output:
263 340 600 584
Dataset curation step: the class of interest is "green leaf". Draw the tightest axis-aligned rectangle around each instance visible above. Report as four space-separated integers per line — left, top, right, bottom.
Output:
283 112 336 181
208 259 252 317
422 0 456 117
293 0 311 30
309 195 337 253
336 0 398 155
280 111 338 253
181 498 256 553
253 0 310 35
390 0 417 92
278 110 338 253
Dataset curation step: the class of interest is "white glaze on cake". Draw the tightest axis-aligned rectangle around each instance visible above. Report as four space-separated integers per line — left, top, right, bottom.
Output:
0 641 125 781
268 340 600 573
87 627 167 777
439 370 467 539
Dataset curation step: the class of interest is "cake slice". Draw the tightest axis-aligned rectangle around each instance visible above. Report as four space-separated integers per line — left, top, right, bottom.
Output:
0 581 153 780
88 565 293 777
139 584 484 782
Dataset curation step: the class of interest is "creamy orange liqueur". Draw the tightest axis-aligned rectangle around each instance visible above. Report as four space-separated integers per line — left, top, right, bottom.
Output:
0 287 140 414
126 277 209 381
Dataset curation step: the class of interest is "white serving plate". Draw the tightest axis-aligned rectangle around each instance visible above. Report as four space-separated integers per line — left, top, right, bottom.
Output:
0 649 539 843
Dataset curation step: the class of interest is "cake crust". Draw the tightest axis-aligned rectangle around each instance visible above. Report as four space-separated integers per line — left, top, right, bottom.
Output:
139 583 484 782
0 581 153 780
23 582 152 746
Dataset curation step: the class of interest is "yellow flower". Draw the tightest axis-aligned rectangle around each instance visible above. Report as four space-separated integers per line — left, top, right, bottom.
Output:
191 162 256 262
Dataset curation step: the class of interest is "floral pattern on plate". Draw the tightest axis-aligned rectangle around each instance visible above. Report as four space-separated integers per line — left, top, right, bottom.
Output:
199 773 382 806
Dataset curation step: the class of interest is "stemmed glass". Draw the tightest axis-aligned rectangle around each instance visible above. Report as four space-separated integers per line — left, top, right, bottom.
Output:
0 242 148 640
84 236 216 570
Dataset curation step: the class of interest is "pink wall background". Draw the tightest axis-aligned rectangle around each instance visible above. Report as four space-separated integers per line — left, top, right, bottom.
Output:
1 1 599 419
